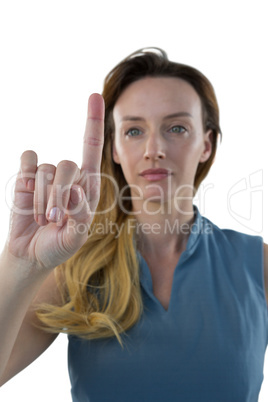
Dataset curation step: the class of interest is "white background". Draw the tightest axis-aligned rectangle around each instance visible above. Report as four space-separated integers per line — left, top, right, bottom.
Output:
0 0 268 400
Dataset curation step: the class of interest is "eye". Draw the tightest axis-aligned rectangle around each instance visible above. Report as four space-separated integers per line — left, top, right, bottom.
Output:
169 125 186 134
125 128 142 137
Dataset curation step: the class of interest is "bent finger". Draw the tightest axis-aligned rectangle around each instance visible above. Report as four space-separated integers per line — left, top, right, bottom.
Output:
34 164 56 226
19 150 38 191
46 160 80 223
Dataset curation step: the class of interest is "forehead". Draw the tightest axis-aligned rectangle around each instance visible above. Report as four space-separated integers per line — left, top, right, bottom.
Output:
113 76 202 121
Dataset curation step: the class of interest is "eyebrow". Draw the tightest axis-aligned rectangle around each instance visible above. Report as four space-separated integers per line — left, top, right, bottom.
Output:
121 112 193 122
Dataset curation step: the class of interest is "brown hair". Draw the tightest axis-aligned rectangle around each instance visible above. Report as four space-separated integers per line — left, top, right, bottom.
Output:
36 48 221 344
102 47 221 194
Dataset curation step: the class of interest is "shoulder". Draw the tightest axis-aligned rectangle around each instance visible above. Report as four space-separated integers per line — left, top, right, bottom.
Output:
201 215 263 255
202 213 268 305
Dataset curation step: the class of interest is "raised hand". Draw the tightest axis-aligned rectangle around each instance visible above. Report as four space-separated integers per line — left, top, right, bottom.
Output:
6 94 104 271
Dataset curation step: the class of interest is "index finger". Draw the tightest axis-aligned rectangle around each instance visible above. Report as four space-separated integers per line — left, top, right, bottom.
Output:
81 93 105 173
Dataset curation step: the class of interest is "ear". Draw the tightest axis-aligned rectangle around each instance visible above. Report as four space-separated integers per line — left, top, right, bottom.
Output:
199 129 213 163
112 141 121 164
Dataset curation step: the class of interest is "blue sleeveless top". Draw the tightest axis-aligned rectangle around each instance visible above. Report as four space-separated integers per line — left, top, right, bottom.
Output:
68 208 268 401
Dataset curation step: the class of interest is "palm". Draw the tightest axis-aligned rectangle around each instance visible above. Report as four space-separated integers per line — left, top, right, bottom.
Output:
7 94 104 271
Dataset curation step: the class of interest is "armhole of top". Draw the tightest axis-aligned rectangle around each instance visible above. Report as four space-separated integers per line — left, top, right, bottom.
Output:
254 237 268 308
261 240 268 307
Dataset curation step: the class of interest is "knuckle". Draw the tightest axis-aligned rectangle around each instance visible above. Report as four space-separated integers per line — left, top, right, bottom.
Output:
83 135 104 147
34 198 47 214
86 186 100 204
82 167 98 177
38 163 56 175
57 160 78 173
60 189 71 206
50 184 71 209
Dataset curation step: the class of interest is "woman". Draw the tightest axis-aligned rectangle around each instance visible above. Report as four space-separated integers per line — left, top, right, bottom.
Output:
0 48 267 401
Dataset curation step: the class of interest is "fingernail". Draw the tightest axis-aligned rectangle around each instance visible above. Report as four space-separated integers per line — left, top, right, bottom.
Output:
48 207 63 222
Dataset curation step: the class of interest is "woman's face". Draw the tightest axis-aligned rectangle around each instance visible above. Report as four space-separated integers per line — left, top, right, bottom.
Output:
112 77 212 210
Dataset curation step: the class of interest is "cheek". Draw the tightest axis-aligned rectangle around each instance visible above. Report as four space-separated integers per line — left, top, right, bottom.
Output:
112 136 121 164
172 139 204 172
185 135 205 157
116 141 140 165
174 138 201 157
119 152 142 186
120 155 136 173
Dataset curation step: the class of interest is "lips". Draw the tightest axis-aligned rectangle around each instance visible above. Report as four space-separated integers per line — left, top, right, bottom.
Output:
140 168 170 176
139 168 171 181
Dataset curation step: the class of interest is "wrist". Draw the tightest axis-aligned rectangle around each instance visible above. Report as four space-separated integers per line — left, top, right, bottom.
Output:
0 246 50 289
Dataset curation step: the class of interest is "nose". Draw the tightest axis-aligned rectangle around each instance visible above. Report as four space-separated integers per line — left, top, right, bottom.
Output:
143 133 166 160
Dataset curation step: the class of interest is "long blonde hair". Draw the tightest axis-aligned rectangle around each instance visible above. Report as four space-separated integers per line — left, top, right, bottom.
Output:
36 48 221 343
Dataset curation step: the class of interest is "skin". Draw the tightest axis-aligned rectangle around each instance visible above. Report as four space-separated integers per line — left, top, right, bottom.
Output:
1 81 268 384
6 94 104 270
112 77 212 254
112 77 268 308
112 77 213 308
0 94 105 383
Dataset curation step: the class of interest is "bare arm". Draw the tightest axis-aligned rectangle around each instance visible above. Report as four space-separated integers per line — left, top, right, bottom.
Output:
0 94 104 384
0 266 59 386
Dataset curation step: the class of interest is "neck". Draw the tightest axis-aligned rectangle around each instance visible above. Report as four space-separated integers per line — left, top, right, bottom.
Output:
132 199 195 258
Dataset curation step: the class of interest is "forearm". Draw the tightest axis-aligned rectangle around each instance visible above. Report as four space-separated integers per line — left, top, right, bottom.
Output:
0 250 49 381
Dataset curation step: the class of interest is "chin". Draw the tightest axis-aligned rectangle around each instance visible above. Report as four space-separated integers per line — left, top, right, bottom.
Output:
142 190 173 204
